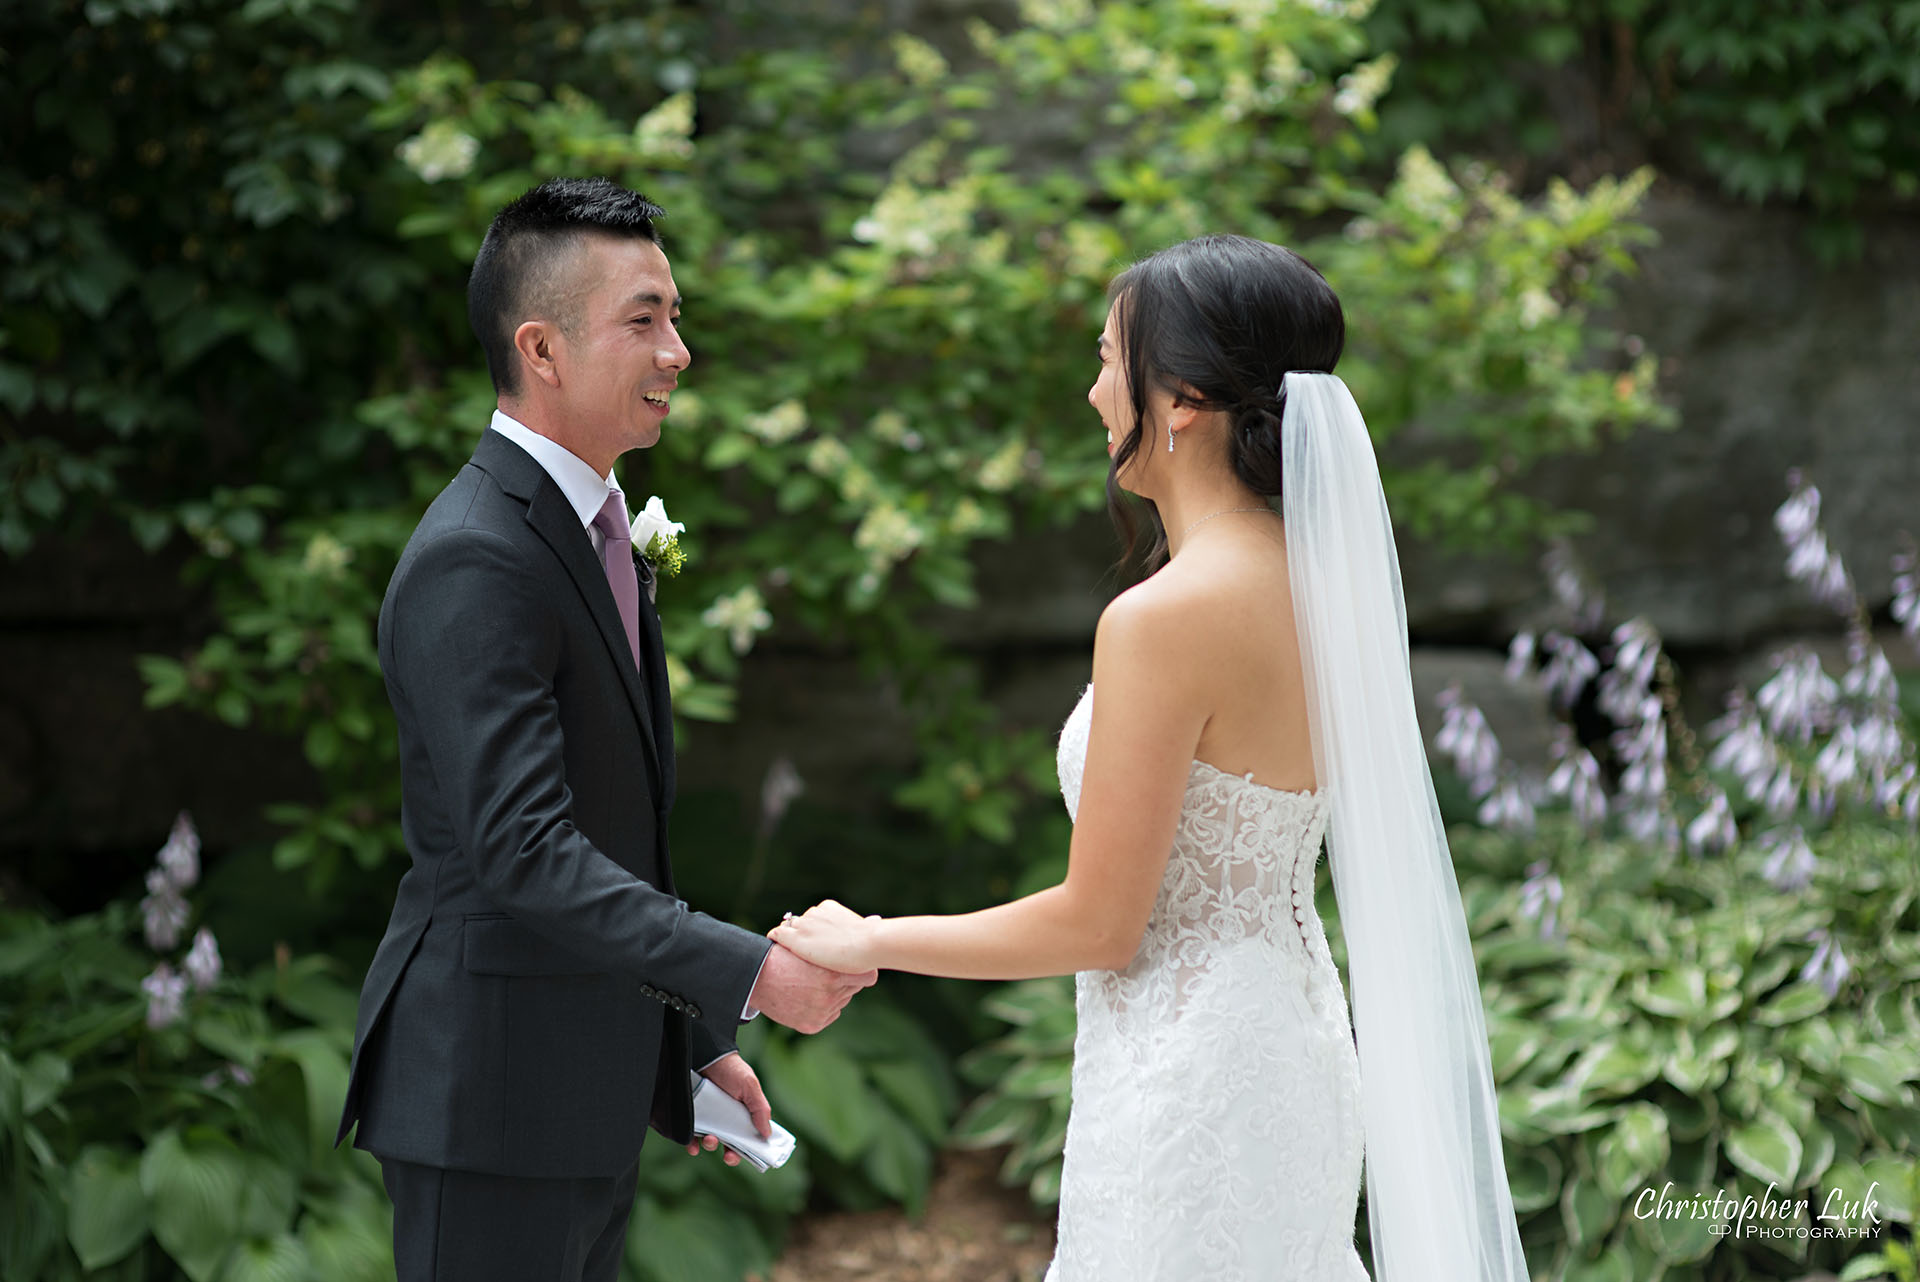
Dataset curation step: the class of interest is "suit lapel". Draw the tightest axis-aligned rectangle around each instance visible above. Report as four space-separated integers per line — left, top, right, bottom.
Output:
633 549 678 815
471 432 664 793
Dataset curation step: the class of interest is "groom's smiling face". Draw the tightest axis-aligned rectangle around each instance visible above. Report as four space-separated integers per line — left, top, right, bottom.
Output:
549 234 690 456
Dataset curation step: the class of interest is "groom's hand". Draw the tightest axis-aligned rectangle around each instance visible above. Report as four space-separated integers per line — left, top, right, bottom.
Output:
747 943 875 1034
687 1051 769 1166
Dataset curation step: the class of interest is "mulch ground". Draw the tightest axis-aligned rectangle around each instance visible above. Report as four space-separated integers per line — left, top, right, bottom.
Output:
766 1149 1057 1282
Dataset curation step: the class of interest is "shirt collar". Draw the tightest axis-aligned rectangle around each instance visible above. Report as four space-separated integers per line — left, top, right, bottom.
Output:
487 409 622 531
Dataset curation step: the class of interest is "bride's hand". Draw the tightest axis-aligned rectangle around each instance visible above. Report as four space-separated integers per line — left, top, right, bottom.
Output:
768 900 880 975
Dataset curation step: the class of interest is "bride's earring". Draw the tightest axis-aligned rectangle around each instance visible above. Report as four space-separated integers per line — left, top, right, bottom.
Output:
1167 428 1175 454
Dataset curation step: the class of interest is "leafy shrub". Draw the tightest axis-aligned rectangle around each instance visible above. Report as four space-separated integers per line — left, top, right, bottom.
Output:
5 0 1671 893
1465 816 1918 1281
1366 0 1920 256
0 899 389 1282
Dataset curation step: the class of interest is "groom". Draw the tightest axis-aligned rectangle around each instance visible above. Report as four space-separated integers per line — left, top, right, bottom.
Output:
335 177 873 1282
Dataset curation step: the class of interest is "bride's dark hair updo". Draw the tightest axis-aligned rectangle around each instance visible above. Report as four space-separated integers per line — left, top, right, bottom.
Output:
1105 234 1345 570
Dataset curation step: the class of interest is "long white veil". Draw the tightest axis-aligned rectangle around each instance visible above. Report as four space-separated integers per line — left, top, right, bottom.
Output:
1279 370 1531 1281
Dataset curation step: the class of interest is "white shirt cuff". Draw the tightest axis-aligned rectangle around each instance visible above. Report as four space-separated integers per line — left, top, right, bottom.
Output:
741 948 772 1020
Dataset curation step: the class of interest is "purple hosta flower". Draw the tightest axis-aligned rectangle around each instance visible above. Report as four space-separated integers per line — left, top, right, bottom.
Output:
141 963 189 1030
1775 473 1853 611
1813 727 1859 793
1538 632 1600 710
1892 544 1919 653
1614 713 1668 801
1761 764 1802 821
1684 786 1737 855
1621 803 1681 853
1755 648 1839 744
1842 646 1898 704
183 927 222 991
1518 859 1564 940
1477 773 1536 833
1706 695 1781 797
759 756 805 834
1543 539 1606 633
1504 630 1536 683
1877 762 1920 825
155 811 200 891
140 867 191 952
1799 928 1851 999
199 1062 255 1091
1435 684 1501 798
1546 728 1609 830
1597 619 1662 726
1758 827 1818 892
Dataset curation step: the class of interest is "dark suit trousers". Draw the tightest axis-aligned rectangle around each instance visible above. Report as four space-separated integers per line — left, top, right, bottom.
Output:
380 1155 638 1282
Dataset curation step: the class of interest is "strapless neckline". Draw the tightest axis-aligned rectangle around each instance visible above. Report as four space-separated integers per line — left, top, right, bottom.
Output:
1186 755 1325 805
1077 681 1326 804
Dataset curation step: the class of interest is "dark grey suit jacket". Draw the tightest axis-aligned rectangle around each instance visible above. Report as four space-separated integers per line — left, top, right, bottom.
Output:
334 428 772 1178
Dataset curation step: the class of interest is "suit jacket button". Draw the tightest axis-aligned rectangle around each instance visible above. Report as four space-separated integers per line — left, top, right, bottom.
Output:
687 1004 702 1020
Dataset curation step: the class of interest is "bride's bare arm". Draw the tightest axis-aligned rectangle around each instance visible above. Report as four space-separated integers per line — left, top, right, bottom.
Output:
770 585 1207 979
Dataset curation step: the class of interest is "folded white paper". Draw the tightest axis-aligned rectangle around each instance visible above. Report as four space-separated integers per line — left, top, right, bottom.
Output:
690 1072 796 1172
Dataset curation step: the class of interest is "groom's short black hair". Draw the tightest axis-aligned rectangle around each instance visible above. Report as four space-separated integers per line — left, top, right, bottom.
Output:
468 177 666 396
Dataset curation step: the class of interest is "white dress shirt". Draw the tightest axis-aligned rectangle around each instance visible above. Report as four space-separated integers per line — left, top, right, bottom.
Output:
485 411 763 1042
488 410 622 554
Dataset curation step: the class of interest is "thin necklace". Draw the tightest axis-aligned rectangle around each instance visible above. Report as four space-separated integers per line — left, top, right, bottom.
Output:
1177 506 1271 542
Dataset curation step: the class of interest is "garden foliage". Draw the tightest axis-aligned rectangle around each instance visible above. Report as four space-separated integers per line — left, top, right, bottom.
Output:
1366 0 1920 257
0 0 1746 1277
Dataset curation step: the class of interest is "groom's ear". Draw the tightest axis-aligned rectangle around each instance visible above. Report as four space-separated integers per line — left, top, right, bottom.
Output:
512 319 563 390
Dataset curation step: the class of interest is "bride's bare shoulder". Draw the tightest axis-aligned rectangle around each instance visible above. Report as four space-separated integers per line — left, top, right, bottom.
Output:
1096 556 1241 653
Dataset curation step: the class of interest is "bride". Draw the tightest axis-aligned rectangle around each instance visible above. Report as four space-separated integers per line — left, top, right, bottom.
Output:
770 234 1532 1281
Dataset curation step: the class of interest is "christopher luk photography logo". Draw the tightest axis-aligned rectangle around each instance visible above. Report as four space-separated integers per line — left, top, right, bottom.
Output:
1634 1179 1883 1241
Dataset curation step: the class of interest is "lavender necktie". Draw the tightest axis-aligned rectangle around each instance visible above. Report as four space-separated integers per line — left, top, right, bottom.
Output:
592 492 642 671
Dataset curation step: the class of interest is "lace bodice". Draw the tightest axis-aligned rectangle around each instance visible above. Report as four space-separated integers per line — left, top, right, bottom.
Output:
1045 682 1370 1281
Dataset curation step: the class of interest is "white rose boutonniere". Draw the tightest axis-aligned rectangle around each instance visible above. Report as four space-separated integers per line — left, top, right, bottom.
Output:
630 495 687 581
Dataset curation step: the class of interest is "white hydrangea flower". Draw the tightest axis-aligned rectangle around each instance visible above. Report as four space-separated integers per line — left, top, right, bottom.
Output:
633 92 695 161
977 440 1025 493
1392 146 1462 231
397 121 479 183
806 437 853 479
854 504 925 567
853 180 976 261
891 33 948 85
742 399 808 444
702 586 772 656
1332 53 1396 117
301 532 354 578
1517 287 1560 329
948 497 990 537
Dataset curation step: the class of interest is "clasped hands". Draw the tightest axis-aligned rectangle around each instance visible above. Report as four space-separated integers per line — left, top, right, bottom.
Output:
688 901 878 1166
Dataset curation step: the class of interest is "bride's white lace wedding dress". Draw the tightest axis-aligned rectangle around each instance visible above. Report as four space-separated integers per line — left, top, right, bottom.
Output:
1045 682 1371 1282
